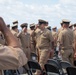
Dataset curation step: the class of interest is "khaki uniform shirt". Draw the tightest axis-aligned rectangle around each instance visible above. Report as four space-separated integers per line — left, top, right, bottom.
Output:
52 31 58 39
17 31 31 60
28 30 36 53
17 31 31 50
28 30 35 44
58 27 64 36
0 44 27 75
52 31 58 46
58 28 74 50
34 28 41 44
35 28 53 50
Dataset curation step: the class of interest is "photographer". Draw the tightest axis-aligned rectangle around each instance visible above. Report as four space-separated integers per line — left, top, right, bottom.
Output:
0 17 27 75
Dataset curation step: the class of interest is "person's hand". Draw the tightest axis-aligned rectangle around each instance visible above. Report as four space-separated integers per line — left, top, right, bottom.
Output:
0 17 7 31
22 27 26 32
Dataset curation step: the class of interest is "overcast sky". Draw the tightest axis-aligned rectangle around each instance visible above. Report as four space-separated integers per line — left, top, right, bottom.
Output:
0 0 76 28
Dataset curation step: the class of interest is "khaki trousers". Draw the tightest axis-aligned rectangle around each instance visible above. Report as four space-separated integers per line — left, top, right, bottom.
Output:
60 49 74 65
35 49 50 75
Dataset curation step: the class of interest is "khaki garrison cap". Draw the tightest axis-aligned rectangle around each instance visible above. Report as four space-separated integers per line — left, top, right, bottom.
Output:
11 25 18 28
12 20 18 28
52 26 57 29
69 24 73 27
30 23 35 28
62 19 71 24
38 19 47 25
20 23 28 28
12 20 18 24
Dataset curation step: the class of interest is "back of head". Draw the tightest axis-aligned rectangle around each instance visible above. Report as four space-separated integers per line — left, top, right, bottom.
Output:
62 19 71 28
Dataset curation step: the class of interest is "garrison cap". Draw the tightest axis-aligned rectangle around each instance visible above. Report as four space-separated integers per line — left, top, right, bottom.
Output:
20 23 28 28
62 19 70 24
12 20 18 28
11 24 18 28
30 23 35 28
38 19 47 25
52 26 57 29
12 20 18 24
69 24 73 27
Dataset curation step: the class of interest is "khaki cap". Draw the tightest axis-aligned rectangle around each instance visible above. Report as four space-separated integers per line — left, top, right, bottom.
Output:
30 23 35 28
20 23 28 28
11 24 18 28
12 20 18 24
62 19 71 23
69 24 73 27
12 20 18 28
38 19 47 25
52 26 57 29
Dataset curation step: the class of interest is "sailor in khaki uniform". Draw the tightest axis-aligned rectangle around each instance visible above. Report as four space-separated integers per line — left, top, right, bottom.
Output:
58 22 64 35
57 19 74 65
45 26 54 58
52 27 58 47
52 27 57 38
11 21 21 47
17 23 31 60
0 17 27 75
35 19 54 75
29 23 36 54
11 20 19 37
51 27 58 55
